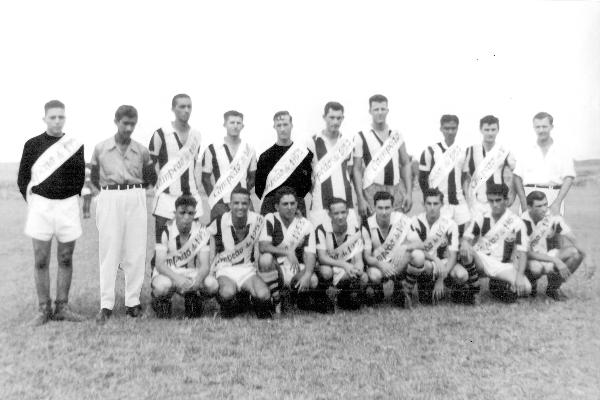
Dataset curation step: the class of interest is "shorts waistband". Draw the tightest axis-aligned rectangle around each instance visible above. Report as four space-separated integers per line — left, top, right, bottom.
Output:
524 184 562 190
101 183 145 190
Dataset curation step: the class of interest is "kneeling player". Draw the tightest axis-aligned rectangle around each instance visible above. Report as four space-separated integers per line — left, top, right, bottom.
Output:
460 183 531 303
412 188 462 305
362 191 426 309
208 187 272 318
151 195 218 318
522 190 585 301
316 198 367 311
258 187 318 313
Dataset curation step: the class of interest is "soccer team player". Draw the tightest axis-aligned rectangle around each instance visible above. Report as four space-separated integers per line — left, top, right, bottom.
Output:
18 97 590 325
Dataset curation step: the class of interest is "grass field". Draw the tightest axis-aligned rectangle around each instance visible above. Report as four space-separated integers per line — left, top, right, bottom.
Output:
0 164 599 399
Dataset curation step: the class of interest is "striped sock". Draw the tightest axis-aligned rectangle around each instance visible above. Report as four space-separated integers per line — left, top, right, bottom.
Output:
404 262 424 291
258 270 281 306
463 260 480 294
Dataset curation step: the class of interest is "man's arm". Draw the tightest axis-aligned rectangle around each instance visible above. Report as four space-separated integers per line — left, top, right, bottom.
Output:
192 250 212 290
352 157 370 217
399 144 413 212
550 176 574 215
512 175 527 212
258 241 289 257
317 249 352 270
247 170 256 191
17 141 32 200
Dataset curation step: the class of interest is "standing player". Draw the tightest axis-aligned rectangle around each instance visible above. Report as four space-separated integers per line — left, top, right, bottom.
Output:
460 183 531 303
91 105 157 325
522 191 585 301
208 187 271 318
149 94 204 244
202 110 257 221
419 115 471 236
151 195 218 318
308 102 358 231
353 94 413 218
465 115 517 216
362 191 425 309
316 198 367 311
17 100 85 325
513 112 576 216
255 111 313 216
411 189 464 305
258 186 318 312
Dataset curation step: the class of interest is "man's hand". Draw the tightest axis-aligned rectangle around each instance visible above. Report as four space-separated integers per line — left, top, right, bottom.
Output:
401 195 413 213
379 262 396 278
358 197 372 218
343 262 359 278
174 275 194 293
460 241 473 261
287 251 300 275
515 274 529 296
432 279 445 304
554 258 571 280
294 272 312 292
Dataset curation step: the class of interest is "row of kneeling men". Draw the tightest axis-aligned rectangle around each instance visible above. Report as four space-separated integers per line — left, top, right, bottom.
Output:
142 183 586 321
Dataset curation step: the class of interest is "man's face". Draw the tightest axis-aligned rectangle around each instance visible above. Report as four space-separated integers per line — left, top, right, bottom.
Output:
424 195 442 221
224 116 244 137
533 117 553 142
528 198 548 221
480 123 499 145
273 115 292 142
175 205 196 234
172 97 192 123
276 194 297 221
323 109 344 134
440 121 458 144
115 116 138 139
369 101 389 125
487 193 507 216
230 193 250 219
328 203 348 230
43 107 66 134
374 199 393 223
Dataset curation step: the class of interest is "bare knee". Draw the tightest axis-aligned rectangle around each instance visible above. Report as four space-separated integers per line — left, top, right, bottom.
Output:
423 261 434 276
319 265 334 281
528 261 544 278
253 284 271 301
310 273 319 288
410 250 425 266
152 275 174 297
218 283 237 301
450 265 468 284
258 253 274 272
367 267 383 284
57 249 73 268
203 275 219 296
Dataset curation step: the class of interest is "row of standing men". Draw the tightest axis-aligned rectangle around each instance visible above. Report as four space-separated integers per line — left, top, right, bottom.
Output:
17 95 583 325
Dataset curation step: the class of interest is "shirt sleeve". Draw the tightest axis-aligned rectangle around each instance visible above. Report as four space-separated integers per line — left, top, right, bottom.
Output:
506 151 517 171
560 153 576 180
316 225 327 251
419 147 433 172
354 132 364 159
249 149 257 173
155 228 169 252
254 152 267 199
463 215 481 240
361 225 372 253
148 130 162 160
202 146 213 174
259 215 273 242
304 230 317 254
553 216 572 236
515 220 529 252
207 218 218 236
17 140 33 200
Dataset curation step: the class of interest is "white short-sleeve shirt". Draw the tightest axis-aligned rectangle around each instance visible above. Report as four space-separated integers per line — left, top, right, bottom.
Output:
514 140 575 186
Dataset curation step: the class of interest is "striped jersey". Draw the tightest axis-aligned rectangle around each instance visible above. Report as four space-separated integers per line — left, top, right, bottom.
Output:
308 132 354 210
260 213 316 264
354 128 404 186
464 210 528 262
156 220 209 269
149 126 201 196
362 211 419 253
419 142 467 205
207 211 262 264
521 211 571 253
465 143 516 203
411 213 459 259
316 223 362 259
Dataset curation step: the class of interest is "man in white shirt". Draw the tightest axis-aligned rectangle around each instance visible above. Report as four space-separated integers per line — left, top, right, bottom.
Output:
513 112 576 215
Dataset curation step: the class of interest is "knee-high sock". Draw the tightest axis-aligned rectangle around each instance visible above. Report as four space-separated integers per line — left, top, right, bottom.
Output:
546 271 564 291
524 269 538 294
258 270 281 306
488 278 517 303
404 263 424 291
463 260 480 293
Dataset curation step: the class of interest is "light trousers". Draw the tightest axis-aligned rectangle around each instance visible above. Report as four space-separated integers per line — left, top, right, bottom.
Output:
96 188 147 309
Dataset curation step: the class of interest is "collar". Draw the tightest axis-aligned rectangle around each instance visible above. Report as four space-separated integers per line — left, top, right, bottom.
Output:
107 137 139 154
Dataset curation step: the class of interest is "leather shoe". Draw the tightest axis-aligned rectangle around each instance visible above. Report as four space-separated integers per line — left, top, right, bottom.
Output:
126 305 142 318
95 308 112 325
53 301 84 322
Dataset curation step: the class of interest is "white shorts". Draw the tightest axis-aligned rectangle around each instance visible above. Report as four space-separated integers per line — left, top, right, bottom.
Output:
308 208 359 232
477 253 514 278
534 248 560 272
151 266 198 279
424 258 448 279
277 257 303 286
215 263 256 289
25 194 82 242
441 202 471 226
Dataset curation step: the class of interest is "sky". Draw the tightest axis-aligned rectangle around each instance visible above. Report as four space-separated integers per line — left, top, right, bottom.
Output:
1 0 598 162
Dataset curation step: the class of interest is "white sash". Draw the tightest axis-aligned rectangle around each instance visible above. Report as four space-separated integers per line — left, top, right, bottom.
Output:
153 128 203 218
275 217 310 266
363 130 403 189
211 215 264 270
428 143 463 189
529 214 553 253
328 231 364 261
262 142 309 198
164 227 211 269
373 215 412 263
313 135 355 184
208 142 253 207
467 145 509 205
422 218 451 254
27 135 82 201
473 211 521 254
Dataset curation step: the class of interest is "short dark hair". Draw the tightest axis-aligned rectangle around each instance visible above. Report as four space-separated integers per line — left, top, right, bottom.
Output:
273 111 292 123
327 197 347 210
480 115 499 129
533 112 553 125
373 191 394 206
323 101 344 116
175 194 197 209
231 186 251 198
368 94 388 108
115 105 138 121
526 190 547 207
275 186 297 204
172 93 191 108
423 188 444 203
486 183 509 199
440 114 459 125
224 110 244 122
44 100 65 114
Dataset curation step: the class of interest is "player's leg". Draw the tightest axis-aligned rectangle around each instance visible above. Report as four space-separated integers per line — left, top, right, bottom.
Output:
489 260 531 303
546 247 584 301
150 274 175 318
312 264 335 313
216 275 239 318
417 260 438 305
257 253 282 309
31 239 53 326
395 249 426 309
241 275 273 319
53 240 84 321
365 267 385 305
